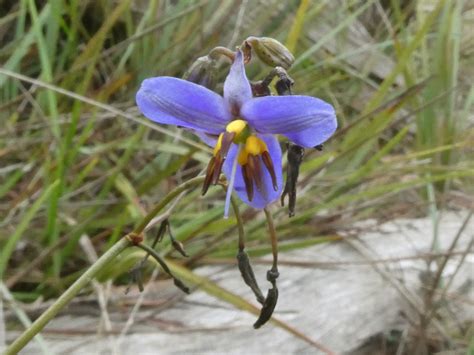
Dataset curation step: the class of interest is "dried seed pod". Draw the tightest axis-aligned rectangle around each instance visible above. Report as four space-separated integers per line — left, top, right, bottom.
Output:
183 55 217 90
237 250 265 304
251 81 272 97
253 285 279 329
245 36 295 70
281 143 305 217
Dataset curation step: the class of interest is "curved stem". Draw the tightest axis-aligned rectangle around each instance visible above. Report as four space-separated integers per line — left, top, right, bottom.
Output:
264 207 278 271
135 175 206 233
230 195 245 251
134 243 190 294
208 46 235 61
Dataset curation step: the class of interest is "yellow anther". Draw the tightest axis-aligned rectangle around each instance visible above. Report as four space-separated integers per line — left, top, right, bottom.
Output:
226 119 247 135
213 133 223 156
245 136 267 156
238 149 249 165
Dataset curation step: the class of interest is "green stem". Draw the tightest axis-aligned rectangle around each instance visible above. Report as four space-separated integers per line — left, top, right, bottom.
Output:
5 237 131 355
264 207 278 271
6 175 207 354
135 175 206 233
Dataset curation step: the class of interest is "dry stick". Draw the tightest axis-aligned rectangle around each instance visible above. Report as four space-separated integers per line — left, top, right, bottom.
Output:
5 176 206 355
345 237 452 342
116 268 160 349
421 212 473 326
197 250 472 268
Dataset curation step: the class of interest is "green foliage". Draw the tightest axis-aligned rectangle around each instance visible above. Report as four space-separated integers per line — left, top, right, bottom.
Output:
0 0 472 332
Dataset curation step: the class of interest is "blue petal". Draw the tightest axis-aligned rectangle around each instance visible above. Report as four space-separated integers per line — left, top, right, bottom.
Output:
136 77 231 134
241 96 337 147
223 50 252 116
223 135 283 209
192 130 218 146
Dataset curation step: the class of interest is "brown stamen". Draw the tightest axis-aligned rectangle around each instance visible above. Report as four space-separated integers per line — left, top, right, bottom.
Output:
220 131 235 159
248 155 264 194
241 164 254 201
202 156 216 195
261 151 278 191
212 154 224 185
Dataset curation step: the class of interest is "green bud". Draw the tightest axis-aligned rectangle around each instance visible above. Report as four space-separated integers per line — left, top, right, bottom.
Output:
183 55 217 90
245 36 295 69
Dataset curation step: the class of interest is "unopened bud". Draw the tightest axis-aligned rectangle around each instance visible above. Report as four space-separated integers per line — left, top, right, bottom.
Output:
183 55 217 90
245 36 295 69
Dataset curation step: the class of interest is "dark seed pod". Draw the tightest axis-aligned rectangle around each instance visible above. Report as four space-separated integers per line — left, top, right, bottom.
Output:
251 81 272 97
237 250 265 304
281 143 305 217
253 285 279 329
275 76 294 96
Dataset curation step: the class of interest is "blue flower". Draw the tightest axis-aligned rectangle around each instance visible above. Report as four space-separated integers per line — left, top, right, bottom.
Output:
136 50 337 217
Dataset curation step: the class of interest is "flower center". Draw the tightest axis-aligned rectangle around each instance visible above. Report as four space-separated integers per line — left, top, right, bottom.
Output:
202 120 250 195
202 121 277 211
238 136 277 202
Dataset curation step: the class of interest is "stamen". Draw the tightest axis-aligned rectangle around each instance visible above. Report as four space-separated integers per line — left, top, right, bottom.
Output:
212 154 224 184
245 136 263 155
213 134 223 156
224 150 239 219
202 156 216 195
241 164 254 201
220 131 235 159
248 155 264 194
261 151 278 191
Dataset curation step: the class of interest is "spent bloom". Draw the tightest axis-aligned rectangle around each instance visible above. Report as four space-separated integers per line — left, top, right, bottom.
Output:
136 50 337 217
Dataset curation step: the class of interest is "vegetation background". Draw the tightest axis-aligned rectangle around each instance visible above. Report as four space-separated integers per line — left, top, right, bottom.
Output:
0 0 472 353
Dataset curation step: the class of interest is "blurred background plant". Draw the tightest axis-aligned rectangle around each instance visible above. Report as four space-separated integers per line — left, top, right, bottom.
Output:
0 0 472 353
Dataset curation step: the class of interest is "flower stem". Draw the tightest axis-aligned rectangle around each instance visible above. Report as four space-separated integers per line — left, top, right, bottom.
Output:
230 195 245 251
135 175 206 233
263 207 278 271
208 46 235 61
5 175 207 354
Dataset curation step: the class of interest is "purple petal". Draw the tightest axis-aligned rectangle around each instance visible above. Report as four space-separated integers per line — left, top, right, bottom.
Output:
192 130 218 146
223 50 252 116
241 96 337 147
136 77 231 134
223 135 283 209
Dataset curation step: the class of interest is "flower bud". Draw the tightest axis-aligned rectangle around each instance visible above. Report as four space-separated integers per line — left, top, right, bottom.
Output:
245 36 295 69
183 55 217 90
